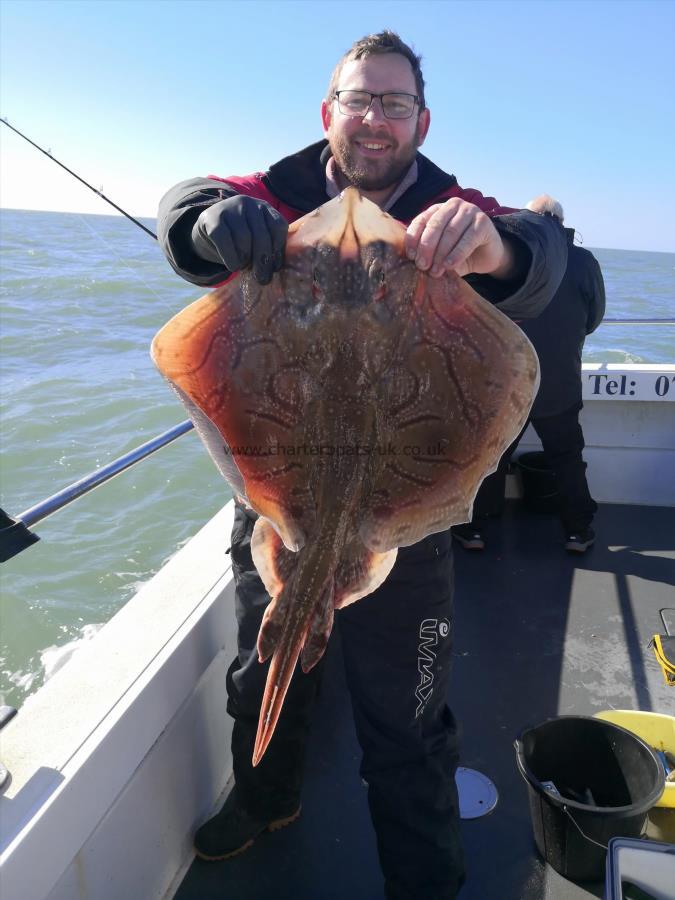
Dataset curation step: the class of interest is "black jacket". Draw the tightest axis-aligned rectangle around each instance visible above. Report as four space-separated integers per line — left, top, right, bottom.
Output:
157 140 567 320
520 228 605 417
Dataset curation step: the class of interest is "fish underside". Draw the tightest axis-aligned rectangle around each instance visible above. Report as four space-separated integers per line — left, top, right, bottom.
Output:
152 188 539 764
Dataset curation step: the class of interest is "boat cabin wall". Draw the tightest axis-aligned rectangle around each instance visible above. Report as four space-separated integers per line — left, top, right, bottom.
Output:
511 364 675 507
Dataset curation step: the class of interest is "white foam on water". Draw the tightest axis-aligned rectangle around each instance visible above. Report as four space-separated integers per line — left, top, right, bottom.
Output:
3 668 39 695
40 623 104 683
585 347 648 364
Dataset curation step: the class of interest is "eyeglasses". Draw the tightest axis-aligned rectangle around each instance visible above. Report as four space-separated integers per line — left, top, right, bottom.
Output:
334 90 420 120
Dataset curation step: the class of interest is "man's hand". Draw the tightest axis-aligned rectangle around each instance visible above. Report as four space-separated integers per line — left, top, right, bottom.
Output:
405 198 515 280
191 195 288 285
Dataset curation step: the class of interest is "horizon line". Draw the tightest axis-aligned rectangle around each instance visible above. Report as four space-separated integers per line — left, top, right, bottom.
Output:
1 205 672 256
0 204 157 221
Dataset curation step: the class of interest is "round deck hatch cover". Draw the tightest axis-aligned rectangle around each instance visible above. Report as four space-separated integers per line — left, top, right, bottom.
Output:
456 767 499 818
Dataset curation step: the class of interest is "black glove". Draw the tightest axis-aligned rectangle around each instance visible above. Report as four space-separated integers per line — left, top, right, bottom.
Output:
191 195 288 285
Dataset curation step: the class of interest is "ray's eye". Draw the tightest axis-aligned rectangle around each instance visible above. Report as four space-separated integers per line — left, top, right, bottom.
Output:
370 265 386 301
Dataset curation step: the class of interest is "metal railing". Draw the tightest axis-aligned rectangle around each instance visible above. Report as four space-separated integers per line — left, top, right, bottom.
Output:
0 420 193 562
602 318 675 325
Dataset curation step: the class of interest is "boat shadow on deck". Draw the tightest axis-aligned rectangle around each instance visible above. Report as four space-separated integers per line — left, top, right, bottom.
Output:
176 501 674 900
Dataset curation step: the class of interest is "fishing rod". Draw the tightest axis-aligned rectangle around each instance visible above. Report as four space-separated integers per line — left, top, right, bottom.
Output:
0 422 194 562
1 118 158 240
0 119 194 562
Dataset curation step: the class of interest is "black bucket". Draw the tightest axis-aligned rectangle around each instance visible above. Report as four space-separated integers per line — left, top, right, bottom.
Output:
515 451 559 513
515 716 665 881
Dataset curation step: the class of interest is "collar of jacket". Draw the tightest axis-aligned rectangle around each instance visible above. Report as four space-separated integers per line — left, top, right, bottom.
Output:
262 139 458 219
564 226 576 245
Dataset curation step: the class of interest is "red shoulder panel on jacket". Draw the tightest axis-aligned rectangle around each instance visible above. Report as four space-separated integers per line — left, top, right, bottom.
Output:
207 173 304 224
430 184 518 217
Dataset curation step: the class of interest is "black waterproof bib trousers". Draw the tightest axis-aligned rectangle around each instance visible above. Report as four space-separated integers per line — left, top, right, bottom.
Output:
227 501 465 900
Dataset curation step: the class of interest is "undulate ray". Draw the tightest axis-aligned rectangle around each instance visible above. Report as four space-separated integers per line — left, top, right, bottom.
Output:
151 188 539 764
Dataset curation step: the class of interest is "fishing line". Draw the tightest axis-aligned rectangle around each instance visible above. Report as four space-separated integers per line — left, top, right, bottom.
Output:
2 117 173 302
1 118 158 240
73 212 168 304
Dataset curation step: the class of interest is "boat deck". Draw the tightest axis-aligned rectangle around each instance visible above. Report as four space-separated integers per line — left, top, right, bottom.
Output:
175 500 674 900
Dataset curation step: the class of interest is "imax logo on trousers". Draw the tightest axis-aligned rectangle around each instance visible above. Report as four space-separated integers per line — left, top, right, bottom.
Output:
415 617 451 718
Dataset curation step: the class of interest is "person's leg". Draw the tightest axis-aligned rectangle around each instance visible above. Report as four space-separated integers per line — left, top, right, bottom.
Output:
339 532 464 900
451 468 503 549
195 503 323 858
533 404 597 537
452 425 525 550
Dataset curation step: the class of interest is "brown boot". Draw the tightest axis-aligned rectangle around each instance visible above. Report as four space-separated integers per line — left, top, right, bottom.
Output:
194 789 301 861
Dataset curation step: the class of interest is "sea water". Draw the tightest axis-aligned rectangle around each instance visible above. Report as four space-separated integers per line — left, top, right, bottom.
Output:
1 209 673 708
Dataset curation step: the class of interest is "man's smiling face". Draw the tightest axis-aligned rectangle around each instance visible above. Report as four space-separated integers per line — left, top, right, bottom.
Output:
321 53 431 195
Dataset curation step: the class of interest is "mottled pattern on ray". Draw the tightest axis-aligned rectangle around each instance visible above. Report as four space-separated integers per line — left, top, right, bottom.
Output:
152 189 539 764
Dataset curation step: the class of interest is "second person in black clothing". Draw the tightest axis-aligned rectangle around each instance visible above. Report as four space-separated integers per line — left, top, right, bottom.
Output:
452 194 605 553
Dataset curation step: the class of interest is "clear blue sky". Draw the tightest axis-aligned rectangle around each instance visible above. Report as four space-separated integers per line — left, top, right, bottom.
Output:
1 0 674 251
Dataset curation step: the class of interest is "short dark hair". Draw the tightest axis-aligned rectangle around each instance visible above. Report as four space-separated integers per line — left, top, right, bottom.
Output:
326 30 426 109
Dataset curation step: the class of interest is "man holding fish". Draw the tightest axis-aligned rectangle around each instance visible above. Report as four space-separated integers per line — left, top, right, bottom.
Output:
157 30 566 900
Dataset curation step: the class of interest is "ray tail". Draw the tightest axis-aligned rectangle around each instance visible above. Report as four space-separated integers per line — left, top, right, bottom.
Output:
252 590 322 767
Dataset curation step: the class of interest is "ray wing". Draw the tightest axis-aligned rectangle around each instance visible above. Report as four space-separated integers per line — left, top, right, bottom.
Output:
151 273 320 552
358 270 539 551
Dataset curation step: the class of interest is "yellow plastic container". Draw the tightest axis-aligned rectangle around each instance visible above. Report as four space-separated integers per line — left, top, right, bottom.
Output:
594 710 675 808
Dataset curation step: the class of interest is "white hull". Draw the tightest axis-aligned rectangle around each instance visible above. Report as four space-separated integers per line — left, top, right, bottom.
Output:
1 505 238 900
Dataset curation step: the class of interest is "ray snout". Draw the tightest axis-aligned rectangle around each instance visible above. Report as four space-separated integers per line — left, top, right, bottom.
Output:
339 189 405 256
338 220 359 263
288 187 405 257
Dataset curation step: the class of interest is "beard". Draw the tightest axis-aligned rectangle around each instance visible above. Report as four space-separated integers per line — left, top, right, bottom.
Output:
329 126 422 192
